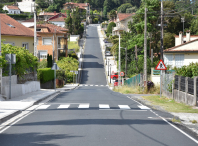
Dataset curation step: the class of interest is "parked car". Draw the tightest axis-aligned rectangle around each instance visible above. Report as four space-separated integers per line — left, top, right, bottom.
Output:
111 72 118 80
105 51 111 56
114 80 122 86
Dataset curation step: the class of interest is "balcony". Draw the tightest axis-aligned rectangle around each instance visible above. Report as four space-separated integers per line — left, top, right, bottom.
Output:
113 25 125 32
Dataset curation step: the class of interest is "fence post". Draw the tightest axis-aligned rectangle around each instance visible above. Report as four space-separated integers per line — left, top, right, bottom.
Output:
185 77 188 103
178 76 181 101
194 76 198 106
135 75 137 86
172 72 175 99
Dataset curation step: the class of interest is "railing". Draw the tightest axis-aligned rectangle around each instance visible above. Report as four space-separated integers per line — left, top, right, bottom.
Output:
125 74 142 87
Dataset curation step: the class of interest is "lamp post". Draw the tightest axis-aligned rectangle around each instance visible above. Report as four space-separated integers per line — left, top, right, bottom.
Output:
110 64 111 84
181 18 185 35
108 58 110 76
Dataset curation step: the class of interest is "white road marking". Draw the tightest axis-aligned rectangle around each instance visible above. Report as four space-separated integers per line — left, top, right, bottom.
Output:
78 104 89 108
99 104 110 109
138 105 150 110
90 85 93 86
85 85 88 86
101 85 104 86
79 85 83 86
99 109 147 111
36 105 50 110
118 105 131 109
106 85 108 86
57 105 70 109
95 85 98 86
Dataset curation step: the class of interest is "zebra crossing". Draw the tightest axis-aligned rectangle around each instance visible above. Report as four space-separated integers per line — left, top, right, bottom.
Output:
36 104 150 110
79 84 108 87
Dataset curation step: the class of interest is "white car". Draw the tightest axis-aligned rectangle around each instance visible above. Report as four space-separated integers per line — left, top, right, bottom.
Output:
105 51 111 56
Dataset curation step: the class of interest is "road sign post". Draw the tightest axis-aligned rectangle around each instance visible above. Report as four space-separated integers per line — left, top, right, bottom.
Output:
120 72 125 86
155 60 167 98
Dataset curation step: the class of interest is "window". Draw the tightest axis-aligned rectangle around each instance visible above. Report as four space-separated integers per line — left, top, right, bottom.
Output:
43 38 52 45
164 54 173 67
175 54 184 68
36 28 41 32
22 43 29 50
39 52 47 59
6 23 15 28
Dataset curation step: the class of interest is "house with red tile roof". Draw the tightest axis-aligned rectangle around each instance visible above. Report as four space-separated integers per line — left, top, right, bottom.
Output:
0 13 38 54
163 31 198 68
29 24 69 61
3 5 20 14
112 13 135 35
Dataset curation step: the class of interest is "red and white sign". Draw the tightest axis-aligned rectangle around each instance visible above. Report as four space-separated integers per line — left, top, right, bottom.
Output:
120 72 125 76
112 71 114 74
155 59 167 70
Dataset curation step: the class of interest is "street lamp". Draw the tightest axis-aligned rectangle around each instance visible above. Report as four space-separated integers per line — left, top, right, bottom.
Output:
110 64 111 84
108 58 110 76
181 18 185 35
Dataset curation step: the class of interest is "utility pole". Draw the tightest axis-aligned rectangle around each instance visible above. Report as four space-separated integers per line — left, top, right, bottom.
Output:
34 4 37 57
135 45 138 71
125 47 127 78
0 14 2 96
118 34 121 86
160 1 164 61
143 7 147 87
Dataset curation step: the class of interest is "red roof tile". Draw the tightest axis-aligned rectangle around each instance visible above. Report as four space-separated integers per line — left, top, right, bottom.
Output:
48 13 67 21
7 5 20 10
0 14 38 37
38 12 56 16
49 17 66 22
117 13 135 21
29 24 68 34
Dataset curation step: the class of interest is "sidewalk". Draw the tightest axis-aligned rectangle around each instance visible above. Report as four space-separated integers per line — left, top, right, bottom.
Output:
0 84 78 123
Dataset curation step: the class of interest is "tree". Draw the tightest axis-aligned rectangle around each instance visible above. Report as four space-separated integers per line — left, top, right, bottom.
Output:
107 22 116 34
65 15 73 34
35 0 50 10
109 10 117 20
72 7 82 35
117 3 133 13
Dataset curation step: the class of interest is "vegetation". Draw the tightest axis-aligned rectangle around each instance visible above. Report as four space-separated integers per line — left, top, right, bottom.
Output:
106 22 116 34
38 59 47 69
37 68 54 83
47 54 53 68
68 41 80 52
0 43 38 77
56 57 79 83
142 95 198 113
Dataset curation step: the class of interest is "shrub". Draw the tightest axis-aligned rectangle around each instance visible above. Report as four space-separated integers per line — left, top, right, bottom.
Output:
56 70 66 80
38 59 47 69
37 68 54 83
147 81 154 91
47 54 53 67
68 53 78 60
107 22 116 34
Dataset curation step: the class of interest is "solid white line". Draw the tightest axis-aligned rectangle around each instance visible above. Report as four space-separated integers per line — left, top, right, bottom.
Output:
99 104 110 109
99 109 147 111
138 105 150 110
118 105 131 109
36 105 50 110
150 110 198 144
78 104 89 108
57 105 70 109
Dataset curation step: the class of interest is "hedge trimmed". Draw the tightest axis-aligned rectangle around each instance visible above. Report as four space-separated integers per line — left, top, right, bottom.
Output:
37 68 54 83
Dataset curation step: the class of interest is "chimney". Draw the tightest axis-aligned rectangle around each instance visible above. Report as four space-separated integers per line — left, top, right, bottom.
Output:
186 30 191 42
54 11 56 15
179 31 183 45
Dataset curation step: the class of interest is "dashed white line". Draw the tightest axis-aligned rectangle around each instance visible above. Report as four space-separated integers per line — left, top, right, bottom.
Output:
78 104 89 108
138 105 150 110
118 105 131 109
36 105 50 110
99 104 110 109
57 105 70 109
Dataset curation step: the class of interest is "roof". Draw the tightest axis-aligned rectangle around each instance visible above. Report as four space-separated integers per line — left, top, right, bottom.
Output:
49 17 66 22
38 12 56 16
164 38 198 53
22 18 43 23
0 14 38 37
29 24 68 34
7 5 20 10
48 13 67 21
63 2 89 9
175 35 198 38
117 13 134 21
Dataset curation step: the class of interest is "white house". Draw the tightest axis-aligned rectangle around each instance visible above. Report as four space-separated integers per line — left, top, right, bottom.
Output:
164 31 198 68
112 13 135 36
17 0 36 13
3 5 20 14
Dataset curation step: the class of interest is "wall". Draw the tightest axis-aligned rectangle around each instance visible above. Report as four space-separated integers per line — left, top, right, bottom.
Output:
21 22 34 27
70 35 80 42
51 22 65 28
175 36 198 46
2 75 40 99
2 35 34 53
150 68 160 85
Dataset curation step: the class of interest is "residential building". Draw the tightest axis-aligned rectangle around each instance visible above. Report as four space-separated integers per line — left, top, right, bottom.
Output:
63 2 90 14
164 31 198 68
3 5 21 14
112 13 134 35
38 11 57 21
29 24 69 61
17 0 35 13
48 13 67 28
0 13 37 53
21 18 41 27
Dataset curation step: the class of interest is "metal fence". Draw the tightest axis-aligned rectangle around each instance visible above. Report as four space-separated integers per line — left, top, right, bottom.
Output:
180 76 186 92
125 74 142 86
175 75 178 90
162 71 174 93
188 78 194 95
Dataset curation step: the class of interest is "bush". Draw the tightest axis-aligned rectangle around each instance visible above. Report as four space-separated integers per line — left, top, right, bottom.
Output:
93 18 98 24
37 68 54 83
68 53 78 60
107 22 116 34
147 81 154 90
56 70 66 80
38 59 47 69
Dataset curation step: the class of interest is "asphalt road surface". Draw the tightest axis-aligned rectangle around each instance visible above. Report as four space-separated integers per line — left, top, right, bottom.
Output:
0 24 198 146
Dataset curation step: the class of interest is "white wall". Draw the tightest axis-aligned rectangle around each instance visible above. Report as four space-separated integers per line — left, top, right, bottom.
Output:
17 1 35 12
21 22 34 27
3 6 20 14
51 22 65 28
70 35 80 42
175 37 198 46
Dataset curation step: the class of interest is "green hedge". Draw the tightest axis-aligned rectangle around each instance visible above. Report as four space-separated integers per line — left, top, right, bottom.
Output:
37 68 54 83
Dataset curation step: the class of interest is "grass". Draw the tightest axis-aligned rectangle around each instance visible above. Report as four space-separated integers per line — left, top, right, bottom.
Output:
172 117 181 123
190 120 198 124
113 85 160 94
68 41 80 52
142 95 198 113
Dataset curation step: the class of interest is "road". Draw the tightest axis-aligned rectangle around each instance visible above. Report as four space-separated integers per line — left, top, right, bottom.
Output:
0 24 198 146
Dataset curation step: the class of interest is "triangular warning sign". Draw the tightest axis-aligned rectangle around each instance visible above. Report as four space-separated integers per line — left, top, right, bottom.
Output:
155 59 167 70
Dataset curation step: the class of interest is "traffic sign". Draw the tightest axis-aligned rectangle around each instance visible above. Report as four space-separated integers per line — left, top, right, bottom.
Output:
120 72 125 76
155 59 167 70
112 71 114 74
51 63 60 70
